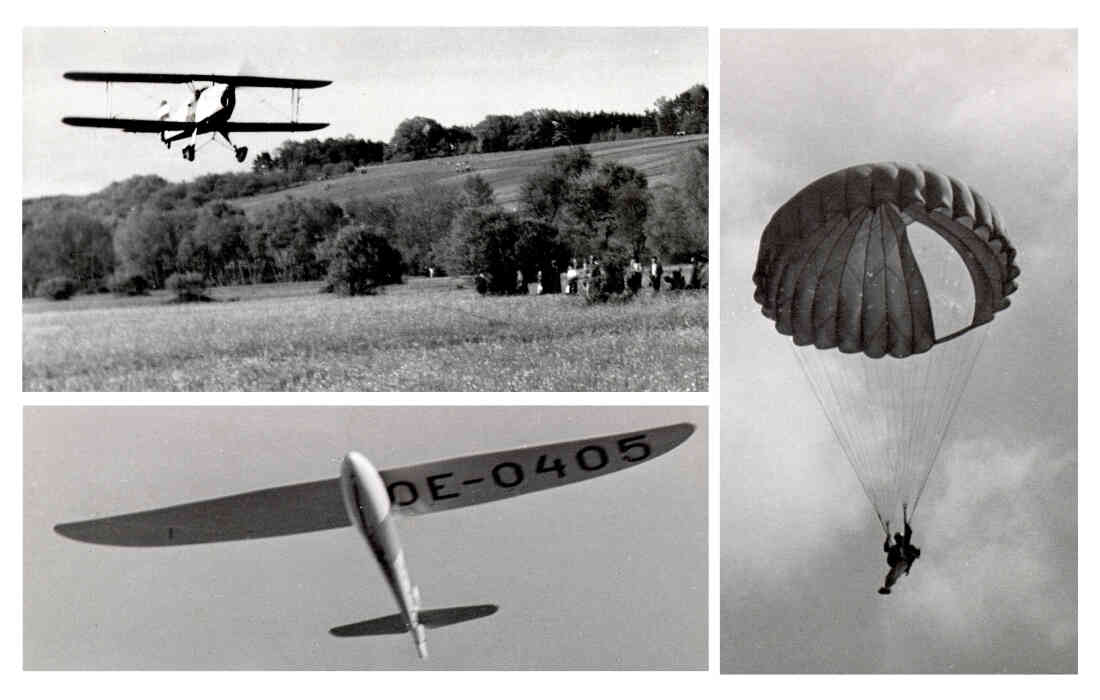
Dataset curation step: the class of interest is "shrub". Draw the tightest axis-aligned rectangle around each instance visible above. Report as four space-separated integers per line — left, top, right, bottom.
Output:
165 271 210 302
36 276 77 300
322 224 404 296
108 271 150 296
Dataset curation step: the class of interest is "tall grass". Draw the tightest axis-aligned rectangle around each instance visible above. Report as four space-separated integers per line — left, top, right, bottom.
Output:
23 283 707 391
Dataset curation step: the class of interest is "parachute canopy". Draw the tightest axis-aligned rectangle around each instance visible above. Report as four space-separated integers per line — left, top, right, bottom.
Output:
753 163 1019 531
753 162 1019 358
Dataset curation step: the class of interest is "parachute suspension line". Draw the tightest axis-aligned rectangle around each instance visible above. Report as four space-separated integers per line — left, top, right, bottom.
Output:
910 325 988 518
904 215 986 522
793 346 892 535
905 338 935 521
790 208 990 535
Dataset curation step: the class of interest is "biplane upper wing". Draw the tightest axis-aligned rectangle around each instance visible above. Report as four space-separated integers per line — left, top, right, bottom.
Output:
62 117 329 133
64 72 331 89
53 423 695 546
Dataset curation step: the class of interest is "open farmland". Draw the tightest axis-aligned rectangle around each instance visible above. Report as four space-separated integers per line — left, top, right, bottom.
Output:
231 134 708 216
23 278 707 391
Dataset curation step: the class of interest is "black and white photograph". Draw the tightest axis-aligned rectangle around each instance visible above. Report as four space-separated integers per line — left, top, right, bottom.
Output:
720 29 1076 673
22 27 708 391
25 405 707 670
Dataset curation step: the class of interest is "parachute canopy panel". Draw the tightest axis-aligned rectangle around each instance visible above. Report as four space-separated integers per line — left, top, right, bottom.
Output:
753 162 1019 358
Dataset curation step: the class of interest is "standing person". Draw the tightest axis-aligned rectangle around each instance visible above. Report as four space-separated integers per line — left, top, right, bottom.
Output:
586 258 603 300
689 256 703 289
650 256 663 292
566 259 579 294
543 261 562 294
628 258 643 294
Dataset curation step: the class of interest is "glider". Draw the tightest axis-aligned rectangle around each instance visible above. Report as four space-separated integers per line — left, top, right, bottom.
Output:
55 422 695 659
61 72 331 162
753 162 1019 535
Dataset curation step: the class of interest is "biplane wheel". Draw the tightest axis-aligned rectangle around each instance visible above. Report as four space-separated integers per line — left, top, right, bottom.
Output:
234 146 248 163
182 145 195 162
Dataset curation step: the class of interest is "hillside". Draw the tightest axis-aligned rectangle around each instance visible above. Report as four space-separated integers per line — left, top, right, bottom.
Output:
230 134 707 217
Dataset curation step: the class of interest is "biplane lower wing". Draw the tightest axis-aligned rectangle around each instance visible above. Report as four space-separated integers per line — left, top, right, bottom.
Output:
63 72 331 89
61 117 328 134
54 423 694 546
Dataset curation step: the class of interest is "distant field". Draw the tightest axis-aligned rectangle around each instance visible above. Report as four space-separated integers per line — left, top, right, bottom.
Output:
230 134 708 217
23 278 707 391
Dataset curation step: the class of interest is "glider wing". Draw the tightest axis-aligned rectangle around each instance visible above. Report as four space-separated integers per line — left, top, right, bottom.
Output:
54 478 347 546
54 423 695 546
382 422 695 516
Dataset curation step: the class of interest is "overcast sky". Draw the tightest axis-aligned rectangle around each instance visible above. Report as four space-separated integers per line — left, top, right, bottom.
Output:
720 30 1076 673
25 405 706 670
22 26 706 198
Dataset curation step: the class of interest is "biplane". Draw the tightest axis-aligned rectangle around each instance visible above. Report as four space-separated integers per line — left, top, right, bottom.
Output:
54 423 695 660
61 72 331 162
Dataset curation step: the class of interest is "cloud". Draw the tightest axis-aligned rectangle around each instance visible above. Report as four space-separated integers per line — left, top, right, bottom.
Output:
723 422 1077 672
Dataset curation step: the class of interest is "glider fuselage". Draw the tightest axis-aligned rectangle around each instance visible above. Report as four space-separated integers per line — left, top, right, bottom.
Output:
339 452 427 659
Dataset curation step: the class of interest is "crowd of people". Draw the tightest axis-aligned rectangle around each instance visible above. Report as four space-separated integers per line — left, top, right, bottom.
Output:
472 254 707 298
559 255 708 297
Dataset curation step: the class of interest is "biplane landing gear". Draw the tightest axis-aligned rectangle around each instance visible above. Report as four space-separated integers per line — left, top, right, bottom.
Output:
234 146 248 163
182 144 196 161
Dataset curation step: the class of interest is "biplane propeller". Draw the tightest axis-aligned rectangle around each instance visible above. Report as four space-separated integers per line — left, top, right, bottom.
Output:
62 72 331 162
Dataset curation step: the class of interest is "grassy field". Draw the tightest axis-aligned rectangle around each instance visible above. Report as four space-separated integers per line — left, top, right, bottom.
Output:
231 134 708 216
23 278 707 391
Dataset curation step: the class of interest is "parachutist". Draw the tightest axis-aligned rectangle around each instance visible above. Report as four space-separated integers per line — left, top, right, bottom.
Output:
878 520 920 595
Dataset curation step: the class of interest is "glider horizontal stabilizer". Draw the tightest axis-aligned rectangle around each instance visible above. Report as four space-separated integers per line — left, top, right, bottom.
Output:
54 422 694 546
64 72 331 89
329 604 499 637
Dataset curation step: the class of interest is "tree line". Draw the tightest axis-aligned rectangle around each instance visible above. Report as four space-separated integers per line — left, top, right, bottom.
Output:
252 83 708 172
23 144 707 300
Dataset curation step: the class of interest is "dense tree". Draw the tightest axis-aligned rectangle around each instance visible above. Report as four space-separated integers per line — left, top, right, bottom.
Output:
113 206 197 289
389 116 448 162
177 202 253 285
461 174 495 208
514 218 569 288
473 115 520 153
253 135 387 173
390 184 462 274
520 148 593 224
646 143 708 262
439 207 523 294
22 211 114 295
346 185 461 275
252 197 345 282
655 84 709 135
522 149 651 261
320 223 404 295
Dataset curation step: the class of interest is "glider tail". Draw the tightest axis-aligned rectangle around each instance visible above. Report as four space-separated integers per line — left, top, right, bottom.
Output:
413 622 428 659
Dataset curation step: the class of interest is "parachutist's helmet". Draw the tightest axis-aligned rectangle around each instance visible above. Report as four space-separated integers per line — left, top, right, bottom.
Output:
895 533 904 543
